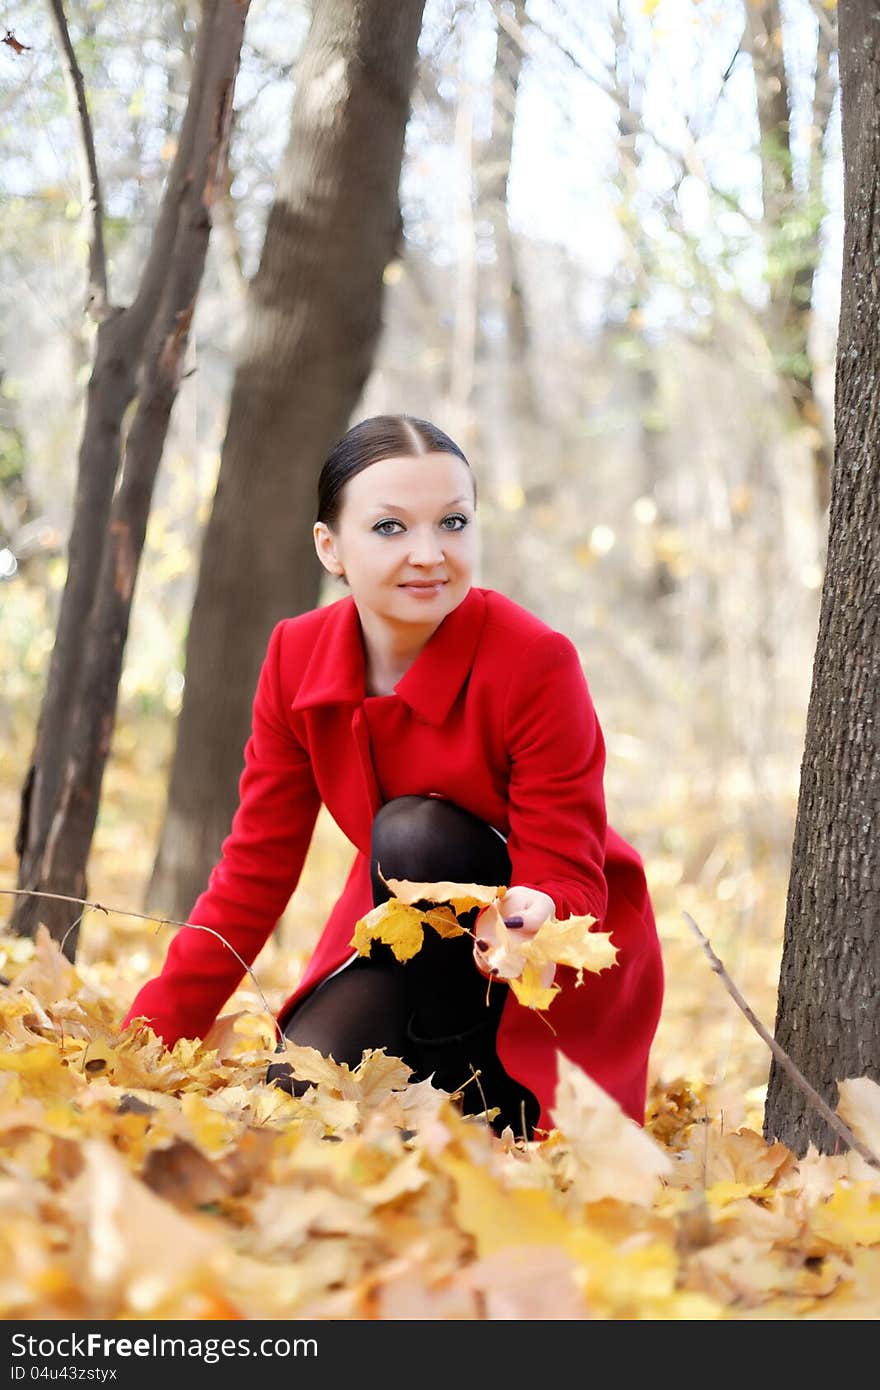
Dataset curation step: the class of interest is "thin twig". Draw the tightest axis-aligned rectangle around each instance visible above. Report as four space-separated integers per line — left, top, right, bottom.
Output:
0 885 281 1041
683 910 880 1170
45 0 109 318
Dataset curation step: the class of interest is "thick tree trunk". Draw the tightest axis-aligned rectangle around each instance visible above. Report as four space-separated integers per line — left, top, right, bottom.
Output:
763 0 880 1155
13 314 136 916
10 0 249 955
146 0 427 922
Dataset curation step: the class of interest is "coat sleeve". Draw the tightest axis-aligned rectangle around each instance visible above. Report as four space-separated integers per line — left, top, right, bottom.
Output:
502 628 609 923
121 619 322 1047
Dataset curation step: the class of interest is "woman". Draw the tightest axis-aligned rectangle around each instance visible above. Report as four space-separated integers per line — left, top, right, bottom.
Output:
122 415 664 1139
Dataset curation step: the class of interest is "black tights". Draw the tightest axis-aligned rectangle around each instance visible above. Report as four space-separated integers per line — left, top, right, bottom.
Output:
266 795 540 1138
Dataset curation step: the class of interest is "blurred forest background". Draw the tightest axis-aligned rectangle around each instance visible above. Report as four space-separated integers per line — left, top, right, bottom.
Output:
0 0 841 1123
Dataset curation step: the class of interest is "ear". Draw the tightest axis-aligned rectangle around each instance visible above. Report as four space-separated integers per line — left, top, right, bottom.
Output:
313 522 345 578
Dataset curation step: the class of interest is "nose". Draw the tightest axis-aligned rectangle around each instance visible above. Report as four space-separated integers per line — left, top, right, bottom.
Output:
407 526 446 567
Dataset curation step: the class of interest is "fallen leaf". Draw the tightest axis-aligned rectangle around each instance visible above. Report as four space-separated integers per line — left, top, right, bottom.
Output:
548 1054 673 1205
837 1077 880 1159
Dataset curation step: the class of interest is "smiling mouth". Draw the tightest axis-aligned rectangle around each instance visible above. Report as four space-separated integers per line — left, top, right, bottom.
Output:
399 581 448 588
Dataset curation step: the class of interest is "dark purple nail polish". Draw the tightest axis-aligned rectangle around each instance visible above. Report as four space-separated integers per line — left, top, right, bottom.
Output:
476 938 490 951
504 916 524 929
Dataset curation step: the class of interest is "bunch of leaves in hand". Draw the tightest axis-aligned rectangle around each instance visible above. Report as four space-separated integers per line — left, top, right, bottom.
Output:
351 874 617 1012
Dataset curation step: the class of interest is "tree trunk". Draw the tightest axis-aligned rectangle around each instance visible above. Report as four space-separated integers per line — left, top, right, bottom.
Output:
146 0 427 923
475 0 534 517
10 0 249 955
743 0 836 524
763 0 880 1156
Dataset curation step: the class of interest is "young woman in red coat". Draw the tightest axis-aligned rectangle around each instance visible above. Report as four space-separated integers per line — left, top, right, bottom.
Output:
123 414 664 1139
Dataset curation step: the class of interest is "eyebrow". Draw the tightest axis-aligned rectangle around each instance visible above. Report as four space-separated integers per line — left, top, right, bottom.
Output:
369 496 471 513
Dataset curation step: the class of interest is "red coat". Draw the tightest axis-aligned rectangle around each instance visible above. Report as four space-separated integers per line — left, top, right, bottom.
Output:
123 586 664 1132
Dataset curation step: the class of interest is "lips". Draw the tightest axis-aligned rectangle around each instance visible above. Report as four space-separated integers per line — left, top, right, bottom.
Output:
399 581 447 589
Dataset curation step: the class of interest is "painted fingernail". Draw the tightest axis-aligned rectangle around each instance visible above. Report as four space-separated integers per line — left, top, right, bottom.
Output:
476 938 490 951
504 916 524 928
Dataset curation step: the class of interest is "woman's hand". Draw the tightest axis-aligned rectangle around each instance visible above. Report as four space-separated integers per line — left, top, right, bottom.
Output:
472 884 556 977
495 885 556 937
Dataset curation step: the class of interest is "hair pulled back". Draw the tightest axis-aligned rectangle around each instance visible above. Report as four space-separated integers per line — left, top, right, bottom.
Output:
316 415 475 530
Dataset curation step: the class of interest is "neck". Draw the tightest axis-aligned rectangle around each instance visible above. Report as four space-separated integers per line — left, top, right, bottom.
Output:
355 602 441 693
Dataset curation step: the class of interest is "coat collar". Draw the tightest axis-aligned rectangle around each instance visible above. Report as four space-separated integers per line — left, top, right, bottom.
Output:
291 586 487 725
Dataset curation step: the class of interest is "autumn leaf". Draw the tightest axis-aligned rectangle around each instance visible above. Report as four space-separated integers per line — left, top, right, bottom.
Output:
352 899 427 961
508 960 561 1010
548 1054 673 1205
527 913 618 982
380 872 500 912
351 892 464 961
837 1077 880 1158
421 905 465 939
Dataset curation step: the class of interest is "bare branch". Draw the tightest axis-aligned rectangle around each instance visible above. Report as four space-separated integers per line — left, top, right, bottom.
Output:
683 910 880 1169
0 884 280 1039
45 0 109 319
489 0 713 191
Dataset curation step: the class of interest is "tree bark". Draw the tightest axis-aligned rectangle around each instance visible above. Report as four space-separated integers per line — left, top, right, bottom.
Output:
10 0 249 955
146 0 427 923
763 0 880 1155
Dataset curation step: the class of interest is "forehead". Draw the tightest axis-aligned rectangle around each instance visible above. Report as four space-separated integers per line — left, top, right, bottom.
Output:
343 452 474 508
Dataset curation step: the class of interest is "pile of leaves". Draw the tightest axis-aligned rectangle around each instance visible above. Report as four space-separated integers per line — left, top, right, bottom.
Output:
2 922 880 1321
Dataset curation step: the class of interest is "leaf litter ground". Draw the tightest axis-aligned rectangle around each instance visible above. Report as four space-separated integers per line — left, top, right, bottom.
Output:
2 922 880 1321
3 717 880 1319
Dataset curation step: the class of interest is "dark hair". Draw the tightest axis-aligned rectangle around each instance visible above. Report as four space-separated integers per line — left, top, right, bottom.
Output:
316 414 476 530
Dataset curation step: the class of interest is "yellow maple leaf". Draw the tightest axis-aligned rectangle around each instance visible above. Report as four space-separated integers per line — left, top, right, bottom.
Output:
527 914 618 983
352 893 469 960
380 873 502 913
509 960 561 1010
421 905 465 939
351 899 426 961
271 1041 355 1092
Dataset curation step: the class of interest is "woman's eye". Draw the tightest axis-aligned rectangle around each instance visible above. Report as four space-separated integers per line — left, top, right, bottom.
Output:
373 515 467 535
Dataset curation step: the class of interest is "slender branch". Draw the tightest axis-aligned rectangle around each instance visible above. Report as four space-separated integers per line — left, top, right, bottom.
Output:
489 0 722 199
0 885 281 1041
45 0 109 319
682 910 880 1170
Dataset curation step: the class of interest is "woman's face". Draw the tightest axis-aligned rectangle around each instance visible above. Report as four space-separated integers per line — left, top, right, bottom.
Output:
314 452 478 636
